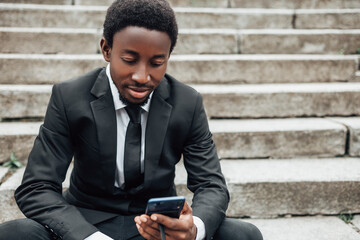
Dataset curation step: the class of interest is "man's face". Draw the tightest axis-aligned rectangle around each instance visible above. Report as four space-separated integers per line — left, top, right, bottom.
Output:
101 26 172 105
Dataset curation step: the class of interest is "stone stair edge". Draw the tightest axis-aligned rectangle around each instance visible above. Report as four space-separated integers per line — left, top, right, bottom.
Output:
1 156 360 190
0 53 357 84
5 81 360 91
1 157 360 219
3 84 360 118
2 5 359 30
3 26 360 34
1 28 359 55
2 3 360 13
1 117 358 161
1 117 356 130
1 53 358 59
245 216 360 240
1 0 360 9
1 3 360 12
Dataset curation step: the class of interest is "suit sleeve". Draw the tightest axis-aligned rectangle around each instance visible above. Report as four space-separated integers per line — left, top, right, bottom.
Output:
182 93 230 240
14 84 98 240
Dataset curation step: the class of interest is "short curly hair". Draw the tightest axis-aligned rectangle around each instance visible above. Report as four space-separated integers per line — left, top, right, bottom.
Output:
103 0 178 53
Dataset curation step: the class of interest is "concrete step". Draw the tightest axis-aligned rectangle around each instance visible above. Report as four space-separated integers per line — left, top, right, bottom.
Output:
245 216 360 240
0 118 352 163
176 158 360 217
1 158 360 221
0 0 229 8
0 54 357 84
0 167 25 223
354 216 360 232
73 0 230 8
2 4 360 29
210 118 347 159
329 117 360 157
4 0 359 9
0 85 51 118
196 82 360 118
3 83 360 119
0 122 41 164
0 27 239 55
230 0 360 9
0 4 294 29
238 29 360 54
2 28 360 55
295 9 360 29
0 0 71 4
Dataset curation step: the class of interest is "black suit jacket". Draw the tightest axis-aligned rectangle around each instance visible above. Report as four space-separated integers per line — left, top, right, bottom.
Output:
15 68 229 240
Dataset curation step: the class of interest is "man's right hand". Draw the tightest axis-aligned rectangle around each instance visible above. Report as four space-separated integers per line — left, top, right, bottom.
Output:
134 202 197 240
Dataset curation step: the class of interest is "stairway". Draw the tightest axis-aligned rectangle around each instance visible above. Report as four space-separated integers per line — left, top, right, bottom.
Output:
0 0 360 239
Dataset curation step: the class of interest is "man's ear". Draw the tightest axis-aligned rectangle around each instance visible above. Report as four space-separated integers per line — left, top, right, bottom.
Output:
100 37 111 62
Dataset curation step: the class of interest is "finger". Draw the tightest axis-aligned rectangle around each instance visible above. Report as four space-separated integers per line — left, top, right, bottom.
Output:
136 215 163 239
151 214 177 229
181 201 192 214
151 213 192 232
136 223 161 240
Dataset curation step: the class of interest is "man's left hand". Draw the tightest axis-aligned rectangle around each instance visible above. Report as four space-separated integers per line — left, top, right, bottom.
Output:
134 202 197 240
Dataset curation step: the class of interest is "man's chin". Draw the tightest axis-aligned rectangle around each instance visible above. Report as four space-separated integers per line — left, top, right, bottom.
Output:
119 93 150 106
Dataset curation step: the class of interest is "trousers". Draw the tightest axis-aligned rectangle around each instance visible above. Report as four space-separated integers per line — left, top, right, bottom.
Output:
0 216 263 240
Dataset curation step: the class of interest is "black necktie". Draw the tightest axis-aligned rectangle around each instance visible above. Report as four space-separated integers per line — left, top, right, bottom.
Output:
124 105 143 189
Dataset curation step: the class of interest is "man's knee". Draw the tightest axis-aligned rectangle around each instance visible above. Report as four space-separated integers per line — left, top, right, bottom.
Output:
214 218 263 240
0 218 51 240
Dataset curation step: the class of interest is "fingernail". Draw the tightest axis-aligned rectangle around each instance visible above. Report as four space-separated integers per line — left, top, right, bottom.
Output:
151 215 157 221
136 223 140 229
140 216 147 222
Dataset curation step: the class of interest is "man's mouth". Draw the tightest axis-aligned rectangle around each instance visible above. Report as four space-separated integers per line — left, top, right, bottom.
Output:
127 86 152 99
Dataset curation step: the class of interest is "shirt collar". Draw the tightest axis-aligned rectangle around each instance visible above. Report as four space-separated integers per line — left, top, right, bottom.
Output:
106 64 152 112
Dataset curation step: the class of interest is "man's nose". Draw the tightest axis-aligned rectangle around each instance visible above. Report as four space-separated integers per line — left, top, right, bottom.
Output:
132 64 149 84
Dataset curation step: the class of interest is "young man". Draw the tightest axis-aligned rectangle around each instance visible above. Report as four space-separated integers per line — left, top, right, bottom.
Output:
0 1 262 239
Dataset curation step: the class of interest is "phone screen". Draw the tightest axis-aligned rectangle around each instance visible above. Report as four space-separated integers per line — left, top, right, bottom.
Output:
145 196 185 218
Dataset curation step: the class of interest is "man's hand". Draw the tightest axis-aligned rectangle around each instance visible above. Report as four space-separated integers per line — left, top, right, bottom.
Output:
134 202 197 240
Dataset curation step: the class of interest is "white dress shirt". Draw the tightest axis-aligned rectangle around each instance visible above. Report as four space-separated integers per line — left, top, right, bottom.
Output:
84 64 205 240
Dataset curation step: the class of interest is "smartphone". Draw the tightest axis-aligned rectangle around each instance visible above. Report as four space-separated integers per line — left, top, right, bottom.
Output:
145 196 185 218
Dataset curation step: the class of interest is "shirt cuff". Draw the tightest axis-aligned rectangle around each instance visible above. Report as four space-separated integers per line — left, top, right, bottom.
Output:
193 216 206 240
84 231 113 240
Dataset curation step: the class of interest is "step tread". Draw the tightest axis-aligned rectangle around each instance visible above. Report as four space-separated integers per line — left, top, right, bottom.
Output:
354 216 360 230
0 167 7 180
331 117 360 128
209 118 346 132
0 118 347 135
2 27 360 34
1 53 358 60
222 158 360 183
2 3 359 13
245 216 360 240
4 82 360 93
0 122 41 135
193 82 360 94
2 157 359 190
175 157 360 183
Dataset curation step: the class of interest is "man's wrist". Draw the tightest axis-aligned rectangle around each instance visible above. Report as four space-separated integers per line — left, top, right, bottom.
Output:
193 216 206 240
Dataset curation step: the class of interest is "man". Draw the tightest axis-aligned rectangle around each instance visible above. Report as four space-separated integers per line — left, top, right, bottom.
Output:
0 1 263 240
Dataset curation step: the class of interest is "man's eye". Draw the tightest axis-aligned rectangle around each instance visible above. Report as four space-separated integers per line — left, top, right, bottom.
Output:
122 58 136 64
151 61 164 67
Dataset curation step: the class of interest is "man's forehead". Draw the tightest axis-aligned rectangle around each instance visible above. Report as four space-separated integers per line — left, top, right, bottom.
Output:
112 26 172 53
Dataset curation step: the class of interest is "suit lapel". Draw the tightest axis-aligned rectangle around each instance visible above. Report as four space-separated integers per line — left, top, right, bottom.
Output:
143 77 172 189
89 71 172 194
90 68 118 193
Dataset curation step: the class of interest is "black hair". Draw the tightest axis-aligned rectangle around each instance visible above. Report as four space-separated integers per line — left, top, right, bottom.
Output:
103 0 178 53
